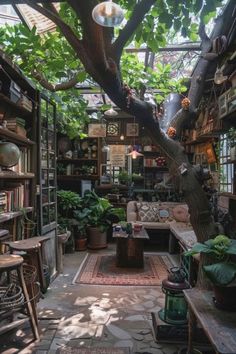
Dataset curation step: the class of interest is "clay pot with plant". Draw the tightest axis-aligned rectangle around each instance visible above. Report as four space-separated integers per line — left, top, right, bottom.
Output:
81 190 126 249
185 234 236 310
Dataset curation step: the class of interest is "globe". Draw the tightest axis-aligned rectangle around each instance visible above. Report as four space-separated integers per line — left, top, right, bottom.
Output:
0 142 21 167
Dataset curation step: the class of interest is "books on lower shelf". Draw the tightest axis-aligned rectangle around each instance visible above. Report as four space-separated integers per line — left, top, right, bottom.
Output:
10 147 31 174
0 181 30 213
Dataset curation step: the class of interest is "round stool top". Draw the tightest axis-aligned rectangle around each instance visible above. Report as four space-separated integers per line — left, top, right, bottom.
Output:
7 239 41 251
0 254 23 269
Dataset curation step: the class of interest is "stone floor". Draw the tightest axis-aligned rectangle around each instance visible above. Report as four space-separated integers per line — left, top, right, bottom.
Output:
1 245 186 354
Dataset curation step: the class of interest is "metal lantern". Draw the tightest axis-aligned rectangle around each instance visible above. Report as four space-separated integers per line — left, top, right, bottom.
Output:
159 267 189 325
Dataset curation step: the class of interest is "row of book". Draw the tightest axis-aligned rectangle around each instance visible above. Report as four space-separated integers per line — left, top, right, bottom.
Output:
10 147 31 174
6 117 27 137
0 182 30 214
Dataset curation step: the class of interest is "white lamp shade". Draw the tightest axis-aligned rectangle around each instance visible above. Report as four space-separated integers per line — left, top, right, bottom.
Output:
92 1 124 27
104 107 118 116
127 150 143 159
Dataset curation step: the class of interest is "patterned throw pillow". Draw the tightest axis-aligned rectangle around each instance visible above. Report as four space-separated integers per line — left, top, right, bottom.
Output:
156 208 171 222
136 202 157 222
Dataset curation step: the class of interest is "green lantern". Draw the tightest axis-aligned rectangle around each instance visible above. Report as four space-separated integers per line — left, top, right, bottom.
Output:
159 267 189 325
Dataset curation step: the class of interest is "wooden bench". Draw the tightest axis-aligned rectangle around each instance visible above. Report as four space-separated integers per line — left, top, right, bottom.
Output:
184 288 236 354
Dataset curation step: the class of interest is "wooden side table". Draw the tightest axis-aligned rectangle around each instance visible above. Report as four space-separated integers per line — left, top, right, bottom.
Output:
183 288 236 354
112 224 149 267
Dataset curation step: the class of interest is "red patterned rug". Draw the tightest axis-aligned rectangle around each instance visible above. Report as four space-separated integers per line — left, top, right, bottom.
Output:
74 253 173 286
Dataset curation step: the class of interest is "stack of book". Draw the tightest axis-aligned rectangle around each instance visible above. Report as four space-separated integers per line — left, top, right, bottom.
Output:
0 192 7 214
17 94 33 112
11 147 31 174
6 117 26 137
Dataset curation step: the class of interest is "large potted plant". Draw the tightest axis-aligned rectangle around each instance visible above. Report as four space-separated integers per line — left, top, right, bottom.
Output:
185 235 236 310
82 190 125 249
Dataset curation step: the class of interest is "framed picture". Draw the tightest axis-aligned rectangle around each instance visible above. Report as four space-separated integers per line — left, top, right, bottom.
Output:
126 123 139 137
106 122 120 136
88 123 106 137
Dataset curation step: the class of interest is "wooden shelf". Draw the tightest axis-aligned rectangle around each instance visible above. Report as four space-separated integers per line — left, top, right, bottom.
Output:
0 126 34 146
0 172 35 179
0 93 33 119
219 192 236 200
57 158 98 162
57 174 99 180
0 206 33 223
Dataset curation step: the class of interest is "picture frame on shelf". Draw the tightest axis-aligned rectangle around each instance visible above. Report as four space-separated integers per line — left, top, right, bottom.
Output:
126 123 139 137
88 123 106 137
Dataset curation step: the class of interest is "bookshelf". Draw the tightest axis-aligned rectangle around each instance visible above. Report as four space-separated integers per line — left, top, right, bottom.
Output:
0 50 37 241
57 137 101 193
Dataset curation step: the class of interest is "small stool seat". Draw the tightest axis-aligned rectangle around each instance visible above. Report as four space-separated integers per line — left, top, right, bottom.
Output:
0 254 39 339
0 254 24 269
7 239 46 292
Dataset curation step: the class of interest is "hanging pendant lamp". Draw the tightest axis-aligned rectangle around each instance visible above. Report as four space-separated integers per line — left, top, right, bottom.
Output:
127 150 143 159
92 0 124 27
104 107 118 116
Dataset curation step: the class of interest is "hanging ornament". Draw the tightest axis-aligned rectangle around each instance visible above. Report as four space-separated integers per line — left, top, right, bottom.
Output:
167 127 176 138
181 97 191 110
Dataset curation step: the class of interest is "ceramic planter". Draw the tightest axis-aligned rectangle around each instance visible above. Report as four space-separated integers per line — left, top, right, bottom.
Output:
87 227 107 249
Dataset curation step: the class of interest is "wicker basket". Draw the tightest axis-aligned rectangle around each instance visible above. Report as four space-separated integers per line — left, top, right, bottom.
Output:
0 284 24 310
11 263 40 302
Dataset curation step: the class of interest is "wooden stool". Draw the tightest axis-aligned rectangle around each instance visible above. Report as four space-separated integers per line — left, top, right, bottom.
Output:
0 254 39 339
7 239 46 292
0 229 12 254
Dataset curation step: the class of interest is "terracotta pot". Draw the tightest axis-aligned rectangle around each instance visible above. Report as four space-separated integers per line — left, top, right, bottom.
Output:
75 238 87 251
87 227 107 249
213 284 236 311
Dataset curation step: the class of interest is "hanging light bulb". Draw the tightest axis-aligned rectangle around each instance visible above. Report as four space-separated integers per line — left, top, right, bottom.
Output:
127 149 143 159
120 134 125 141
104 107 118 116
92 0 124 27
214 68 228 85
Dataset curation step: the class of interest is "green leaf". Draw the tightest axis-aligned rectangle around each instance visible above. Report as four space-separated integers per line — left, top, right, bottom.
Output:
203 262 236 286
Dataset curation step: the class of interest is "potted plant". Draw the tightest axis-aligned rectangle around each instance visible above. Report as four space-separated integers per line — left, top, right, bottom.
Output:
73 209 88 251
81 190 126 249
57 190 82 252
185 234 236 310
117 170 132 185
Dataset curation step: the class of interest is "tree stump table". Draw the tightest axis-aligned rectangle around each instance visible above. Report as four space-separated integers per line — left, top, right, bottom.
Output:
112 224 149 268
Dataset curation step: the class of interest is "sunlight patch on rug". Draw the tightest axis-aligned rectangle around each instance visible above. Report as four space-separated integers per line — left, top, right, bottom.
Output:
74 253 173 286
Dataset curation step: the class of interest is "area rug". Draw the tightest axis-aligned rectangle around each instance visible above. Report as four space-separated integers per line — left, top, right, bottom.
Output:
73 253 173 286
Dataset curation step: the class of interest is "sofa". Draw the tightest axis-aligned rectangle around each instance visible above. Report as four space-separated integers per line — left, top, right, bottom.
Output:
127 200 197 252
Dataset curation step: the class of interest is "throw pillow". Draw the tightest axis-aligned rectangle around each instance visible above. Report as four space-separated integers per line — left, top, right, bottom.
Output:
156 208 171 222
172 205 189 223
136 202 157 222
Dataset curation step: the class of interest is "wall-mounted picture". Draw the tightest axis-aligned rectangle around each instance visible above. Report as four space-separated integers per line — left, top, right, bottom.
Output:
106 122 120 136
88 123 106 137
126 123 139 136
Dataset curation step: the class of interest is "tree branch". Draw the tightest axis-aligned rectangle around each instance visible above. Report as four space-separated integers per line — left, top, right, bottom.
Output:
113 0 156 59
31 69 80 92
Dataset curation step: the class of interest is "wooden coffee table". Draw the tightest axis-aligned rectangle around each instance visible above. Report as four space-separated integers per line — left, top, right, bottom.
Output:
112 224 149 268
